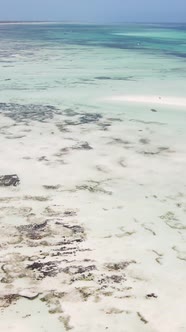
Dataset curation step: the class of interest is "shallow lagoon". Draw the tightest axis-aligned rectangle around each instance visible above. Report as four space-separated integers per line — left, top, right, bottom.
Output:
0 23 186 332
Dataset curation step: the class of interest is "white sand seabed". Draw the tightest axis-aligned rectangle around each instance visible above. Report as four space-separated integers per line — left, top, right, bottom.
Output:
0 109 186 332
105 95 186 107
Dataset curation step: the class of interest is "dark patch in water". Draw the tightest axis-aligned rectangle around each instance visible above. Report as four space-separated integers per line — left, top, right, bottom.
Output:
0 103 61 122
95 76 111 80
79 113 102 124
72 142 93 150
150 109 158 112
130 119 166 125
105 261 136 271
95 76 134 81
27 261 59 279
0 174 20 187
142 146 170 156
43 185 61 190
139 138 150 145
146 293 158 299
56 123 70 132
168 52 186 59
62 264 96 275
17 221 48 240
63 109 79 117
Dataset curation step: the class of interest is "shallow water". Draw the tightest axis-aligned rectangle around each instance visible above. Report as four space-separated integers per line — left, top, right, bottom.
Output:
0 23 186 332
0 23 186 108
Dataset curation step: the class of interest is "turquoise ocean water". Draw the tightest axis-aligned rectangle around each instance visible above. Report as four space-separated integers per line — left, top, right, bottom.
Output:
0 23 185 145
0 23 185 110
0 23 185 134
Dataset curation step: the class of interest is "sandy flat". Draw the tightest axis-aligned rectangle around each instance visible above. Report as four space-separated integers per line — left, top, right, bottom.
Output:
0 105 186 332
105 95 186 107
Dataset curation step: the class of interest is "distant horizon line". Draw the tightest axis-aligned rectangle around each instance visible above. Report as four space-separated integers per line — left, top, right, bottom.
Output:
0 20 186 25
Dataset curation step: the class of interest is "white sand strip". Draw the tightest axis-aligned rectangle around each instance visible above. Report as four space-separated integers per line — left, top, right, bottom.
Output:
106 95 186 107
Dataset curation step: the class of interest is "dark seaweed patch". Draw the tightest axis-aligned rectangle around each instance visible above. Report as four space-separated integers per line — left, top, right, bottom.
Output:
17 221 48 240
27 261 59 279
137 312 148 324
95 76 134 81
139 138 150 145
0 103 61 122
72 142 93 150
105 261 136 271
63 109 79 117
0 174 20 187
79 113 102 124
146 293 158 299
62 265 97 275
150 109 158 112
